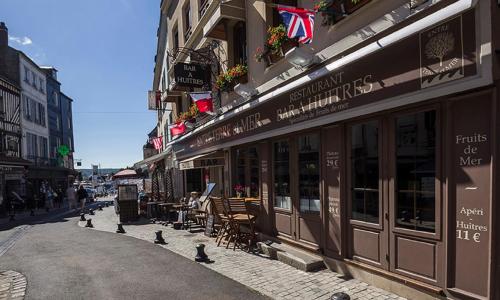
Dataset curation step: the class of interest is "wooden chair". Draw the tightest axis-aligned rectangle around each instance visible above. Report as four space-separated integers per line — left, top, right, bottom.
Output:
210 196 230 247
194 199 210 227
225 197 257 251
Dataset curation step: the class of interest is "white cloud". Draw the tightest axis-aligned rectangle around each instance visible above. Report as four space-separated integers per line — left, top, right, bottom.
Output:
8 35 33 46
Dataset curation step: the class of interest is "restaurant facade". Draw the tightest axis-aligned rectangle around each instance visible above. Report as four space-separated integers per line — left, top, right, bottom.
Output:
164 0 500 299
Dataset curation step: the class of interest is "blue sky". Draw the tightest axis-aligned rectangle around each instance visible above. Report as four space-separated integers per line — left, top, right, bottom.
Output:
1 0 160 169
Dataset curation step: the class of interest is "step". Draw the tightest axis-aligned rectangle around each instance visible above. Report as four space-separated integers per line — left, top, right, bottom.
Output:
257 241 326 272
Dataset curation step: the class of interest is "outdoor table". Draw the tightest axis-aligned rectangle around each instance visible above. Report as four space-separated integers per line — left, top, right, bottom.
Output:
158 202 175 222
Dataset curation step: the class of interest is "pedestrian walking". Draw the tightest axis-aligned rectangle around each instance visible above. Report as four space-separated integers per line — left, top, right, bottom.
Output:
77 185 88 212
46 187 54 209
66 184 77 210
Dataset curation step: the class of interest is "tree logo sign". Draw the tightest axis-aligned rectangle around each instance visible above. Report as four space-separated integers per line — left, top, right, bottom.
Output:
420 15 464 88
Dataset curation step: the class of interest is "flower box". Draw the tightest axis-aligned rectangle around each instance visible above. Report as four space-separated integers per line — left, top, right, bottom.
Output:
265 40 299 66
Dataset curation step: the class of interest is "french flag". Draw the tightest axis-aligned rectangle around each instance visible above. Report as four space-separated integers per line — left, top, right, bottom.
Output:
190 92 214 114
170 121 187 137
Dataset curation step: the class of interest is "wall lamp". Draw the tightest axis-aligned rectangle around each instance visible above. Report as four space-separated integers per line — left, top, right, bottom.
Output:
285 47 320 69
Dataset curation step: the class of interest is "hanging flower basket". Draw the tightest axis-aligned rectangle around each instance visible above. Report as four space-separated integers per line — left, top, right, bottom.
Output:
214 64 248 92
255 25 299 66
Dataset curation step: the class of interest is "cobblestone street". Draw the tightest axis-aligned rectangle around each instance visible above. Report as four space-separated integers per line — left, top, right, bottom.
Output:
82 200 405 300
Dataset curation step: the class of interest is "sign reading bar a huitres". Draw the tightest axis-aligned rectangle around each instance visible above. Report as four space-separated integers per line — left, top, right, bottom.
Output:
174 63 208 88
176 12 477 158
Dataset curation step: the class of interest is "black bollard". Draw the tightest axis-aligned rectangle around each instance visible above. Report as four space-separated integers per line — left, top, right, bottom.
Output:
80 213 86 221
85 219 93 228
116 223 126 233
89 208 95 215
151 218 157 224
330 292 350 300
97 205 103 211
154 230 165 244
195 244 208 262
30 210 35 216
105 202 109 207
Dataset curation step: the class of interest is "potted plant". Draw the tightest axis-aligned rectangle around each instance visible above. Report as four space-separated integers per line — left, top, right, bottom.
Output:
234 184 246 198
254 24 298 66
175 104 199 125
215 64 248 92
314 0 368 26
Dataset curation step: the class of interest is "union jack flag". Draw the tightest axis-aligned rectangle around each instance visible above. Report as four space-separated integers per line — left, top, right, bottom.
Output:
277 6 315 44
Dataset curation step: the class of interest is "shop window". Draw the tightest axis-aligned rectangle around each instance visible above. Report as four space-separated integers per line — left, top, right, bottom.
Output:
395 110 436 233
235 147 259 197
273 140 290 209
298 134 320 213
232 22 247 66
350 121 379 223
185 168 203 194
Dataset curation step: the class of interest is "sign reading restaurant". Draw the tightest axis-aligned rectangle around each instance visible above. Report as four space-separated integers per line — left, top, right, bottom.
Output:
173 62 208 88
175 12 477 158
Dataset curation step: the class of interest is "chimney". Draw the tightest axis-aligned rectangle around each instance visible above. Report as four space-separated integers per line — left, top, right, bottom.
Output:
0 22 8 48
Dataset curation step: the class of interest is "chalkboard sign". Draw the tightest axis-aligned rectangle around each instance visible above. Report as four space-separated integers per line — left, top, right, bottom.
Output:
204 214 215 237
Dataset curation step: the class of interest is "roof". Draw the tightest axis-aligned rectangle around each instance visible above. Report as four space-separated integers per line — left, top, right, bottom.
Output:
112 169 138 179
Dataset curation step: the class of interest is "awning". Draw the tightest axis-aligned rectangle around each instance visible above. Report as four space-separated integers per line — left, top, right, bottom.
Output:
203 0 245 40
179 151 225 170
133 146 172 170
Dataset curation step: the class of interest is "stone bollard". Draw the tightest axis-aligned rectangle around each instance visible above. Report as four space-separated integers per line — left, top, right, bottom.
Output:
195 244 208 262
154 230 165 244
85 219 93 228
80 213 86 221
330 292 350 300
89 208 95 215
97 205 103 211
116 223 126 233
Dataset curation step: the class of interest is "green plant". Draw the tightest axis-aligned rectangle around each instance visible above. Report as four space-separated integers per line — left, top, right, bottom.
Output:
314 0 364 26
215 64 248 91
175 104 199 123
267 24 289 53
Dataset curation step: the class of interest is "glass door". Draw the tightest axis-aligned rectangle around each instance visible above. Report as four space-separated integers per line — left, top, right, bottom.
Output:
347 120 389 269
273 140 293 238
295 133 322 246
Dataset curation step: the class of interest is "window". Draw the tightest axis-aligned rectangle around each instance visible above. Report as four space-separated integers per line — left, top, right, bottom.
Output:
233 22 247 66
273 140 290 209
67 116 72 130
52 91 59 106
39 78 45 93
298 134 320 213
0 96 4 119
24 66 30 83
39 136 48 158
351 121 379 223
26 132 38 158
199 0 210 18
234 147 260 197
32 75 38 89
395 110 436 233
184 3 192 40
55 115 61 130
267 0 297 27
173 25 180 50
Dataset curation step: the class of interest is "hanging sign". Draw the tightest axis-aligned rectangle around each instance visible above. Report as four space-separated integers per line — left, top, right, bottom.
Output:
173 63 208 88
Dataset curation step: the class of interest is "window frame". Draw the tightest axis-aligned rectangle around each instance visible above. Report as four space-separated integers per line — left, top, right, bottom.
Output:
389 105 442 240
272 139 292 211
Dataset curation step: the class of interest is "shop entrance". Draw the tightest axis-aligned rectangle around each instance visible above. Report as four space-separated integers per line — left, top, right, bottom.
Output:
347 109 443 285
273 133 322 248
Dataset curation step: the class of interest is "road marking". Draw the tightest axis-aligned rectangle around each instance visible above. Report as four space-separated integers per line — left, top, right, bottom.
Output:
0 225 31 257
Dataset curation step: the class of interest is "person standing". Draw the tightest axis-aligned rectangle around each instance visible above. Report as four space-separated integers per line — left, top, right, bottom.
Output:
77 185 88 211
66 184 77 210
46 187 54 210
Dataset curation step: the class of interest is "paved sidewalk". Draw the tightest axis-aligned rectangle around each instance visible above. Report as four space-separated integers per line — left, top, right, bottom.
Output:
81 203 405 300
0 270 27 300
